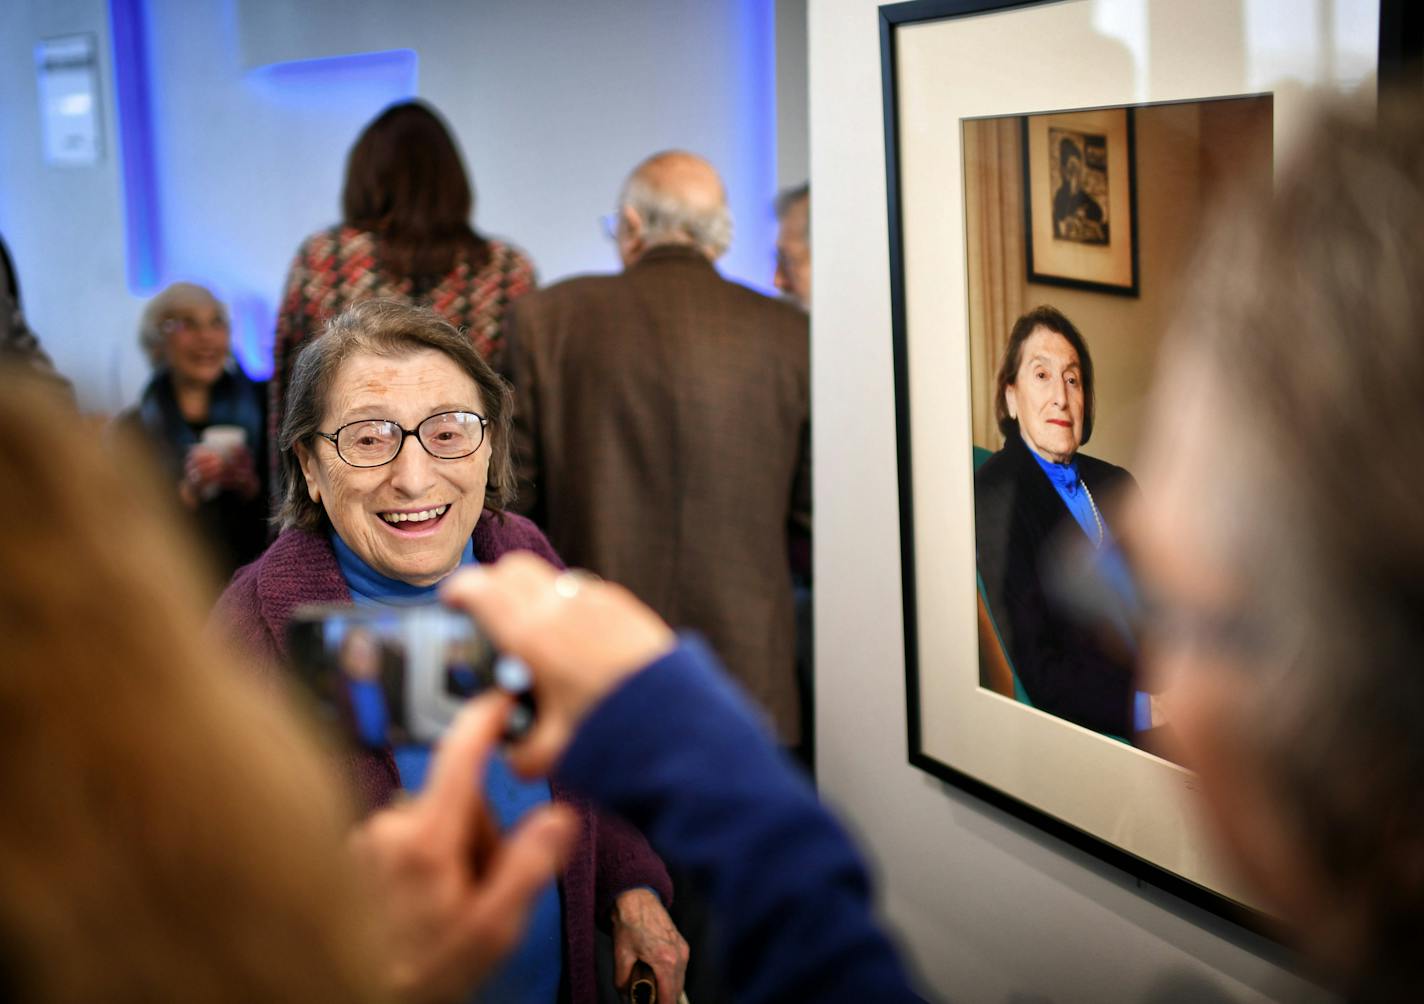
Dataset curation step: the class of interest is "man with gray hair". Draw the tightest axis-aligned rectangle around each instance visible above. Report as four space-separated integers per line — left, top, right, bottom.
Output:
504 150 811 751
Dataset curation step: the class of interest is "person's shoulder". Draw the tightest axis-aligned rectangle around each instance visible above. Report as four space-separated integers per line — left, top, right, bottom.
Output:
294 225 368 260
723 278 806 323
974 443 1022 490
483 237 536 273
474 511 564 569
242 527 332 588
513 272 625 316
1077 451 1136 488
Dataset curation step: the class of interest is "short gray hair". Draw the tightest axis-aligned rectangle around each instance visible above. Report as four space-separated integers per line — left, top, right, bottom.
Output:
276 299 514 534
621 166 733 258
137 282 226 367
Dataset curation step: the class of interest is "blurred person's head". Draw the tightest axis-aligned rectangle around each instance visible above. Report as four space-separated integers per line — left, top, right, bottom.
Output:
138 282 231 388
994 305 1096 458
774 183 811 310
339 626 383 683
281 299 513 586
0 371 381 1002
342 100 487 281
614 151 732 266
1130 98 1424 997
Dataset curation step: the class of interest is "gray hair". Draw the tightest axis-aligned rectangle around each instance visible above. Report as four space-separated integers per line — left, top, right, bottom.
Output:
621 166 733 259
276 299 514 534
137 282 227 367
1168 96 1424 996
775 182 810 241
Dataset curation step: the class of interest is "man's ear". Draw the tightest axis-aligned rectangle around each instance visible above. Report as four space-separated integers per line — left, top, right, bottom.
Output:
1004 384 1018 421
294 440 321 503
618 205 645 266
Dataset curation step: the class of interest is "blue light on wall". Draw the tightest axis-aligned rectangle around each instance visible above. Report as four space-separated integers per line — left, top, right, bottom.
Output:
109 0 162 294
728 0 779 298
245 48 418 108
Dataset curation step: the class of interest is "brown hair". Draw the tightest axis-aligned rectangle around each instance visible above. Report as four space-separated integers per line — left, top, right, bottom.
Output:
342 101 489 281
0 372 382 1002
277 299 514 533
1170 96 1424 997
993 304 1097 444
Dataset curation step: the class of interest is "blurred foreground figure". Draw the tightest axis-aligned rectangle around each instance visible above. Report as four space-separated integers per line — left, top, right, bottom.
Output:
1129 98 1424 998
0 372 573 1003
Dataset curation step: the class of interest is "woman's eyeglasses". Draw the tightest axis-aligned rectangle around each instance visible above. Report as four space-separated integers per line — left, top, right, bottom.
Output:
317 411 487 469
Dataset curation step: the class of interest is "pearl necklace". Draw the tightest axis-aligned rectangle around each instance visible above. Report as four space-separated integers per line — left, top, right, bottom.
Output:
1081 481 1105 548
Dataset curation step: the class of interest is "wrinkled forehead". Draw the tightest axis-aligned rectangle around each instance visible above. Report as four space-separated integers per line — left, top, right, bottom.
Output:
324 348 483 422
1018 327 1080 370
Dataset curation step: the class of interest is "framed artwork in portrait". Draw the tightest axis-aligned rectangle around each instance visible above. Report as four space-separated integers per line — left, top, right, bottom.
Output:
879 0 1417 925
1022 107 1138 295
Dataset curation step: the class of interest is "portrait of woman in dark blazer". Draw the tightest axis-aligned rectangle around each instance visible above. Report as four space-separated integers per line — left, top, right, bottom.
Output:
974 305 1146 739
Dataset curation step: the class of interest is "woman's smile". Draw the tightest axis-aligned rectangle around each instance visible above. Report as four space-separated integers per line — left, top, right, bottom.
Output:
377 504 452 536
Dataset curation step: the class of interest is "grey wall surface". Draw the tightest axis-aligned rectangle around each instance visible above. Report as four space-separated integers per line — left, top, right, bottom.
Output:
807 2 1332 1001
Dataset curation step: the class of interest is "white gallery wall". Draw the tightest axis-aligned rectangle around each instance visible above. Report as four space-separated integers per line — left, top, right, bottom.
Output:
0 0 802 412
808 0 1372 1000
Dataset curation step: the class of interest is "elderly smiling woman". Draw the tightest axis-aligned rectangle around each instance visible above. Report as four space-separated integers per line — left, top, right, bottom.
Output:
214 299 685 1004
120 282 267 578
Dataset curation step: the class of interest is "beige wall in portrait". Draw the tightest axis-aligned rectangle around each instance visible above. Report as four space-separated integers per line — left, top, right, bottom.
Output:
966 96 1273 469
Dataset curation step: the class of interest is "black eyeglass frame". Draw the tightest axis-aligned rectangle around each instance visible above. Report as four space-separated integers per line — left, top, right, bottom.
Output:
316 411 489 469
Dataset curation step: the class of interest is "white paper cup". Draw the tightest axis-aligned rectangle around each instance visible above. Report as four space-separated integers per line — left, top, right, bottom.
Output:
198 425 247 499
201 424 247 458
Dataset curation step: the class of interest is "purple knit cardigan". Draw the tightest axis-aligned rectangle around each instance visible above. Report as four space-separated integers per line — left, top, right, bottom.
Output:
213 511 671 1004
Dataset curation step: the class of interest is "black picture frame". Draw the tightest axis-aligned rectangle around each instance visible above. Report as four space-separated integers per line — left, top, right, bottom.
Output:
880 0 1423 931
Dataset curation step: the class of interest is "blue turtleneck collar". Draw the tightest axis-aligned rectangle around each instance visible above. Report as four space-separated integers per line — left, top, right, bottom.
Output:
331 530 476 606
1025 437 1081 496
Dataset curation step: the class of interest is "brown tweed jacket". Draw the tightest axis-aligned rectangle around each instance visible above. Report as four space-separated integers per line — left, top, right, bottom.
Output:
504 245 811 742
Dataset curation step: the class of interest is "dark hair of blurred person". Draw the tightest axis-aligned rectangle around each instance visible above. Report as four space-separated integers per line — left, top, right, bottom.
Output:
1130 95 1424 999
269 100 537 494
0 371 380 1002
117 282 268 581
342 101 487 283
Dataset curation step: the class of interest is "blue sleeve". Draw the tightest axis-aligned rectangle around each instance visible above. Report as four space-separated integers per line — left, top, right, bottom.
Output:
555 637 924 1004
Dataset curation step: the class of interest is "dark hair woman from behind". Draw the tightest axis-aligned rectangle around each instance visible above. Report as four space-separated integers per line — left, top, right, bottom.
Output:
341 100 490 283
269 100 537 490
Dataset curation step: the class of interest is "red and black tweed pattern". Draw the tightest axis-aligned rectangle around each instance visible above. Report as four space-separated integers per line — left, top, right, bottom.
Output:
267 225 536 489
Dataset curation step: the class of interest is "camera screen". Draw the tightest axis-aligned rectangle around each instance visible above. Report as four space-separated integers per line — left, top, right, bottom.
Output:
287 604 497 748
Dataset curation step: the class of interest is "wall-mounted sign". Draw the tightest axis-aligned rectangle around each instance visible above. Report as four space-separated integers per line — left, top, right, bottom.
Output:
37 34 103 166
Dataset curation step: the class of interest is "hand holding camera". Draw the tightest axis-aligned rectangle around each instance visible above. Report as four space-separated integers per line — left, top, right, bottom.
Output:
439 554 678 778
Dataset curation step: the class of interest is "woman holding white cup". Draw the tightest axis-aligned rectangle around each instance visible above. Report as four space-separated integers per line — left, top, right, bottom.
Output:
119 282 268 579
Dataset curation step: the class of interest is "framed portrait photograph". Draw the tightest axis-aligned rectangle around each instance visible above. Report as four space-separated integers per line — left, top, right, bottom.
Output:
1023 107 1138 295
879 0 1401 923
